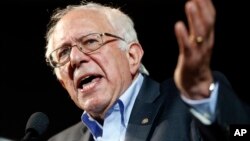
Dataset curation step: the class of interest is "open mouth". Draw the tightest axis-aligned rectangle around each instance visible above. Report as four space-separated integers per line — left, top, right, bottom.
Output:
77 75 102 90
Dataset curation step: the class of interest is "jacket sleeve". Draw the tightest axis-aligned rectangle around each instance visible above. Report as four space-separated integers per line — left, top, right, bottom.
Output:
193 71 250 141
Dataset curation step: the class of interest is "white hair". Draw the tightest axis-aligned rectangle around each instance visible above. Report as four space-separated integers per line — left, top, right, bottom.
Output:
45 1 149 78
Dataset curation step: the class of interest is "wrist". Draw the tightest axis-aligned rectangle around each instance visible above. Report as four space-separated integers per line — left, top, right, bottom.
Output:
209 82 215 94
181 80 214 100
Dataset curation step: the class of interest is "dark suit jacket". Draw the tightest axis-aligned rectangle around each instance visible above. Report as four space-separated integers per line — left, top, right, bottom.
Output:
48 71 250 141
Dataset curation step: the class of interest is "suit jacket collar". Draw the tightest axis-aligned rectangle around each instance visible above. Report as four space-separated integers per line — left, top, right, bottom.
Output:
125 76 164 141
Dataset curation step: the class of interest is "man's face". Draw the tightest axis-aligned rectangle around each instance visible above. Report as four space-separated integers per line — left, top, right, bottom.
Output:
50 9 136 118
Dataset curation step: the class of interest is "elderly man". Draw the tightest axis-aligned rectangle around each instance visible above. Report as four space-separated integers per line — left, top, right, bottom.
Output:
45 0 250 140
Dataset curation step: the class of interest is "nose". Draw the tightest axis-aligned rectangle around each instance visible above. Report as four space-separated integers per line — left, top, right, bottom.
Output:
69 45 90 68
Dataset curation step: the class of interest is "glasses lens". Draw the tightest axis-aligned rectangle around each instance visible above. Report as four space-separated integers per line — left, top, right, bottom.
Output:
49 33 103 67
49 47 70 67
80 33 102 52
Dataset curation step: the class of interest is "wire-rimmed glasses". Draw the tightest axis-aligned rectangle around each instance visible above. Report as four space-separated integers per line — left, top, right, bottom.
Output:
46 32 125 68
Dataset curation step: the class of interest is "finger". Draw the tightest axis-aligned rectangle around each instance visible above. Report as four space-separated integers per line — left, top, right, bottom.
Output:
185 1 195 36
201 0 216 18
196 0 216 32
175 21 191 55
185 1 205 38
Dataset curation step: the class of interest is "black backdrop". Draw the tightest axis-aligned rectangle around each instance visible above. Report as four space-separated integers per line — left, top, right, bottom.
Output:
1 0 249 140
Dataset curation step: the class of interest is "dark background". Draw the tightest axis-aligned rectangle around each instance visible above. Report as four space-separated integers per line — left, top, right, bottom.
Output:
0 0 249 140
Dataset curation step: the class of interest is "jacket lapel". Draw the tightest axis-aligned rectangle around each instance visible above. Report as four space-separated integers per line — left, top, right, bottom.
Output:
125 76 164 141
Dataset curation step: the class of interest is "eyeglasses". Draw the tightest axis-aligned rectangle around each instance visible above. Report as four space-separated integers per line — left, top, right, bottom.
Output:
46 33 125 68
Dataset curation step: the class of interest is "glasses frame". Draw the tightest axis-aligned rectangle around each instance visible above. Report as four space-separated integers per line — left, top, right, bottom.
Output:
46 32 125 68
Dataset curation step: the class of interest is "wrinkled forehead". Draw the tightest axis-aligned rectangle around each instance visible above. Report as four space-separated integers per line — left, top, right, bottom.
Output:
61 8 112 27
56 8 114 35
50 8 114 48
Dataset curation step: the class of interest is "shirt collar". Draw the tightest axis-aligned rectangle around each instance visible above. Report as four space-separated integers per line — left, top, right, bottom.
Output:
81 73 144 139
119 73 144 126
81 112 103 139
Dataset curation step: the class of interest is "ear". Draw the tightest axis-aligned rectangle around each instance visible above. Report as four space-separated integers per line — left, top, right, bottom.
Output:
126 42 144 76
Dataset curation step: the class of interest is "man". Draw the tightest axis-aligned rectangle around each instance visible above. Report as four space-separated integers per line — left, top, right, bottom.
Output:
45 0 250 140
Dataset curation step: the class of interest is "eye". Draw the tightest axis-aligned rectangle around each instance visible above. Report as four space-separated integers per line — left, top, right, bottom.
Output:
57 47 70 60
81 34 101 50
82 38 100 47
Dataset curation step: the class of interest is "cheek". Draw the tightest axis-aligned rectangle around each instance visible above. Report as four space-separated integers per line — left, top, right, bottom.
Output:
101 51 129 76
58 65 74 86
63 80 77 100
58 69 77 99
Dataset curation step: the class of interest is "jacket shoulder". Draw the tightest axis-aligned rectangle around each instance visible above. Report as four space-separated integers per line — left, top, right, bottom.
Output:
48 122 90 141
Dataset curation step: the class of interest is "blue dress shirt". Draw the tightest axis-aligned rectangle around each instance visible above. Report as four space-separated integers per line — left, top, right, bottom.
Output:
81 73 144 141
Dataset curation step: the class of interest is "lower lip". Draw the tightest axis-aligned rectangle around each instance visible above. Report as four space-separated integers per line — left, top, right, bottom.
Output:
79 77 101 93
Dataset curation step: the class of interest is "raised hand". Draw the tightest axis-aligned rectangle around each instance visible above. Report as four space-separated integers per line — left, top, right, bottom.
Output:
174 0 216 99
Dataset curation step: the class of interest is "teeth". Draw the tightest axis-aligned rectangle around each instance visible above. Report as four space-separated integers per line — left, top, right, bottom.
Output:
78 75 95 88
82 76 90 81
